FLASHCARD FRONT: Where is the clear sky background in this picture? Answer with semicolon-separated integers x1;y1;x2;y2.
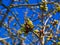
0;0;60;45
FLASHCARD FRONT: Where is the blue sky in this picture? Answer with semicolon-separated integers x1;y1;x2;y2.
0;0;60;45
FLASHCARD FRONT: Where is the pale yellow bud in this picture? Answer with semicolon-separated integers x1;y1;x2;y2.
18;30;22;34
34;30;39;33
56;6;60;12
57;42;60;45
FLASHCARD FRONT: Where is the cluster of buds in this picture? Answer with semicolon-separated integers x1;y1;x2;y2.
57;42;60;45
18;18;34;36
56;5;60;12
50;20;58;27
33;29;44;38
40;0;48;11
47;33;53;40
25;18;34;29
33;29;53;41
